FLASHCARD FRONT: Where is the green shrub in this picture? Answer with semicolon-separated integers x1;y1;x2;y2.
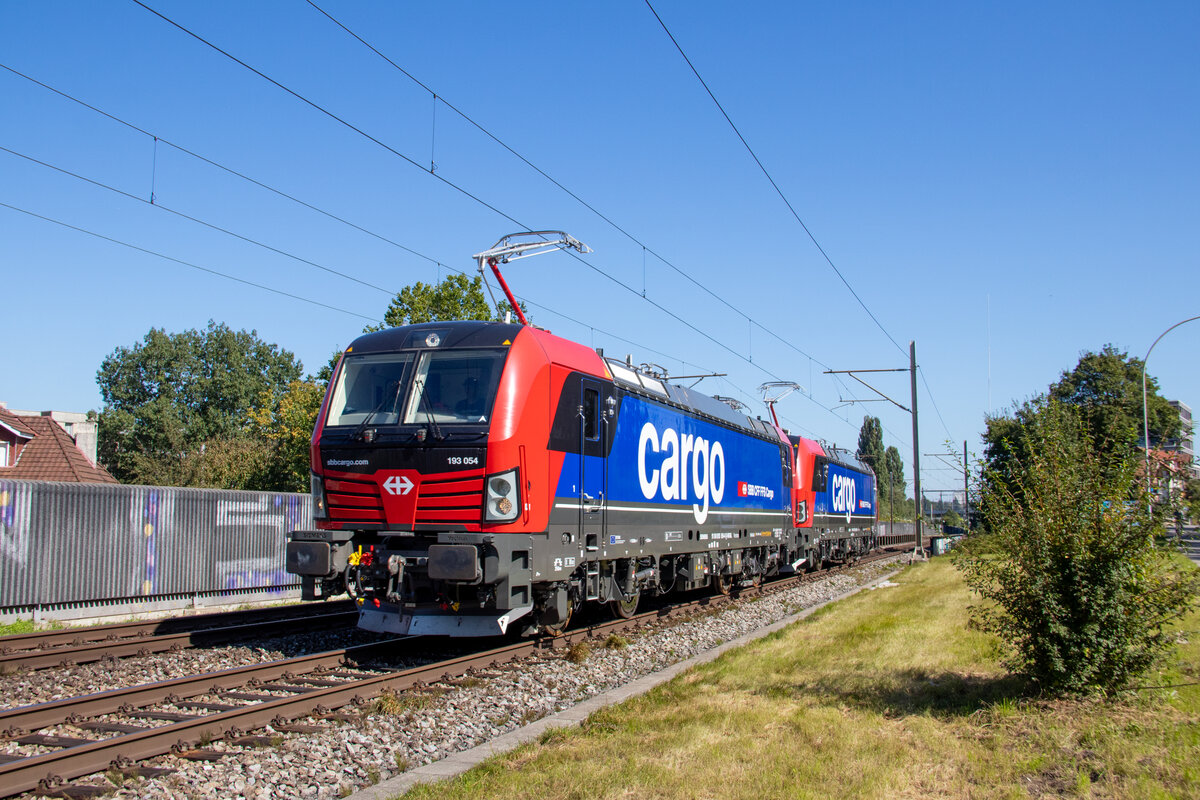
565;641;591;664
956;399;1199;696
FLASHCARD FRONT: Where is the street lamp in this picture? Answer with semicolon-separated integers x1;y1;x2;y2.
1142;315;1200;496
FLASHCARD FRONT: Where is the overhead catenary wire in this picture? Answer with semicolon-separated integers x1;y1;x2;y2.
303;0;830;371
0;64;722;384
127;0;773;373
0;201;380;323
643;0;907;361
918;366;956;441
2;149;713;384
126;1;878;436
644;1;962;447
131;0;842;395
129;0;529;232
9;11;909;448
0;144;397;296
0;62;441;269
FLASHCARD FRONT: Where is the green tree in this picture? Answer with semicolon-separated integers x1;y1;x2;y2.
366;273;526;332
957;399;1199;695
1049;344;1181;453
1185;477;1200;523
884;446;905;497
941;509;966;530
985;345;1181;500
250;379;326;493
856;415;884;476
97;321;302;487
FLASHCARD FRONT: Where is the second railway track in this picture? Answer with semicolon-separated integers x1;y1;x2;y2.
0;600;357;673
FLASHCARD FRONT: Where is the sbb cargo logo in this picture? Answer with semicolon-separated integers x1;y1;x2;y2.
637;421;725;524
830;473;857;524
737;482;775;500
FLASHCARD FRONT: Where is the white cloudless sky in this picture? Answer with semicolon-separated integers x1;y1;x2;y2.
2;0;1197;492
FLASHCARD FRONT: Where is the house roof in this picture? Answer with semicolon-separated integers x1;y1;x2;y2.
0;411;34;441
0;407;118;484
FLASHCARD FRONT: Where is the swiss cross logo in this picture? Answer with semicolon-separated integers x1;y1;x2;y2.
738;481;748;497
383;475;414;495
377;471;420;527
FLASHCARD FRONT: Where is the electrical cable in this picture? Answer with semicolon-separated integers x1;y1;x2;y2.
127;2;871;428
0;65;726;380
304;0;830;370
918;366;957;442
129;0;530;231
0;201;380;323
0;144;396;295
0;62;443;269
6;17;906;445
644;0;907;360
645;3;964;468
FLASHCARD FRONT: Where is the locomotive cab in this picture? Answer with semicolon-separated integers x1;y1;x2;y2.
288;320;571;636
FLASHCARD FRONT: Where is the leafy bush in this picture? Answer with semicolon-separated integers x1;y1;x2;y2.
956;399;1199;695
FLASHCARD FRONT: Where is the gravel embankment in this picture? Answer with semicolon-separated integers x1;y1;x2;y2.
30;557;903;800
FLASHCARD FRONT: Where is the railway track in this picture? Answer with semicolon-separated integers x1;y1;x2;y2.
1;553;899;798
0;600;356;674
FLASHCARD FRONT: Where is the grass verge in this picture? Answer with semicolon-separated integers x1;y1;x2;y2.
394;558;1200;799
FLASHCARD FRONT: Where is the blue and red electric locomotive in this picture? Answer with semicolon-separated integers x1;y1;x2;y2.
285;234;877;637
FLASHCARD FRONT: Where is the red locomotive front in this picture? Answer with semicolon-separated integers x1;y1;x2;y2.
287;320;609;636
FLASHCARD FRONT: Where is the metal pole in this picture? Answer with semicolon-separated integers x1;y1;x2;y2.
1142;315;1200;500
910;341;922;556
889;471;894;537
963;440;969;530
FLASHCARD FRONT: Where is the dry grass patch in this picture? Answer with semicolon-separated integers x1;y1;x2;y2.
395;559;1200;800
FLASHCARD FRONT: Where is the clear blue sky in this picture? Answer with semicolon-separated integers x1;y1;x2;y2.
2;1;1198;494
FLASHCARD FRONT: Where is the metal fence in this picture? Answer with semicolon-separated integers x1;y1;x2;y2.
0;479;309;620
877;521;917;545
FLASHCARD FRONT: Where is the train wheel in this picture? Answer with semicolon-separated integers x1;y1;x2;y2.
610;588;640;619
713;572;733;596
541;594;576;636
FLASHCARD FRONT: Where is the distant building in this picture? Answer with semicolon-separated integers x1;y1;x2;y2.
1145;449;1192;507
0;404;117;484
1165;400;1198;479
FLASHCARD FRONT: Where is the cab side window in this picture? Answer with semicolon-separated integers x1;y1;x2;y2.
583;388;599;441
812;456;829;492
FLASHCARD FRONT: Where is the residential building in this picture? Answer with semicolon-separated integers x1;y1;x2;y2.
0;404;117;484
1165;400;1198;479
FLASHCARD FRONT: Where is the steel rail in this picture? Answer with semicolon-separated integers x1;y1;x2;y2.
0;610;358;673
0;639;407;736
0;599;355;652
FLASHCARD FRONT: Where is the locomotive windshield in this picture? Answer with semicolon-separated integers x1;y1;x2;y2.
403;349;506;424
325;352;415;427
326;349;507;427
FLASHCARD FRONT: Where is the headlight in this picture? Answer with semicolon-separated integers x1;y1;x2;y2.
485;469;520;522
312;473;328;519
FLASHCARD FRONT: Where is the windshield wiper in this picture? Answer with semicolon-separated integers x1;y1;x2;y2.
352;380;401;442
414;377;445;442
